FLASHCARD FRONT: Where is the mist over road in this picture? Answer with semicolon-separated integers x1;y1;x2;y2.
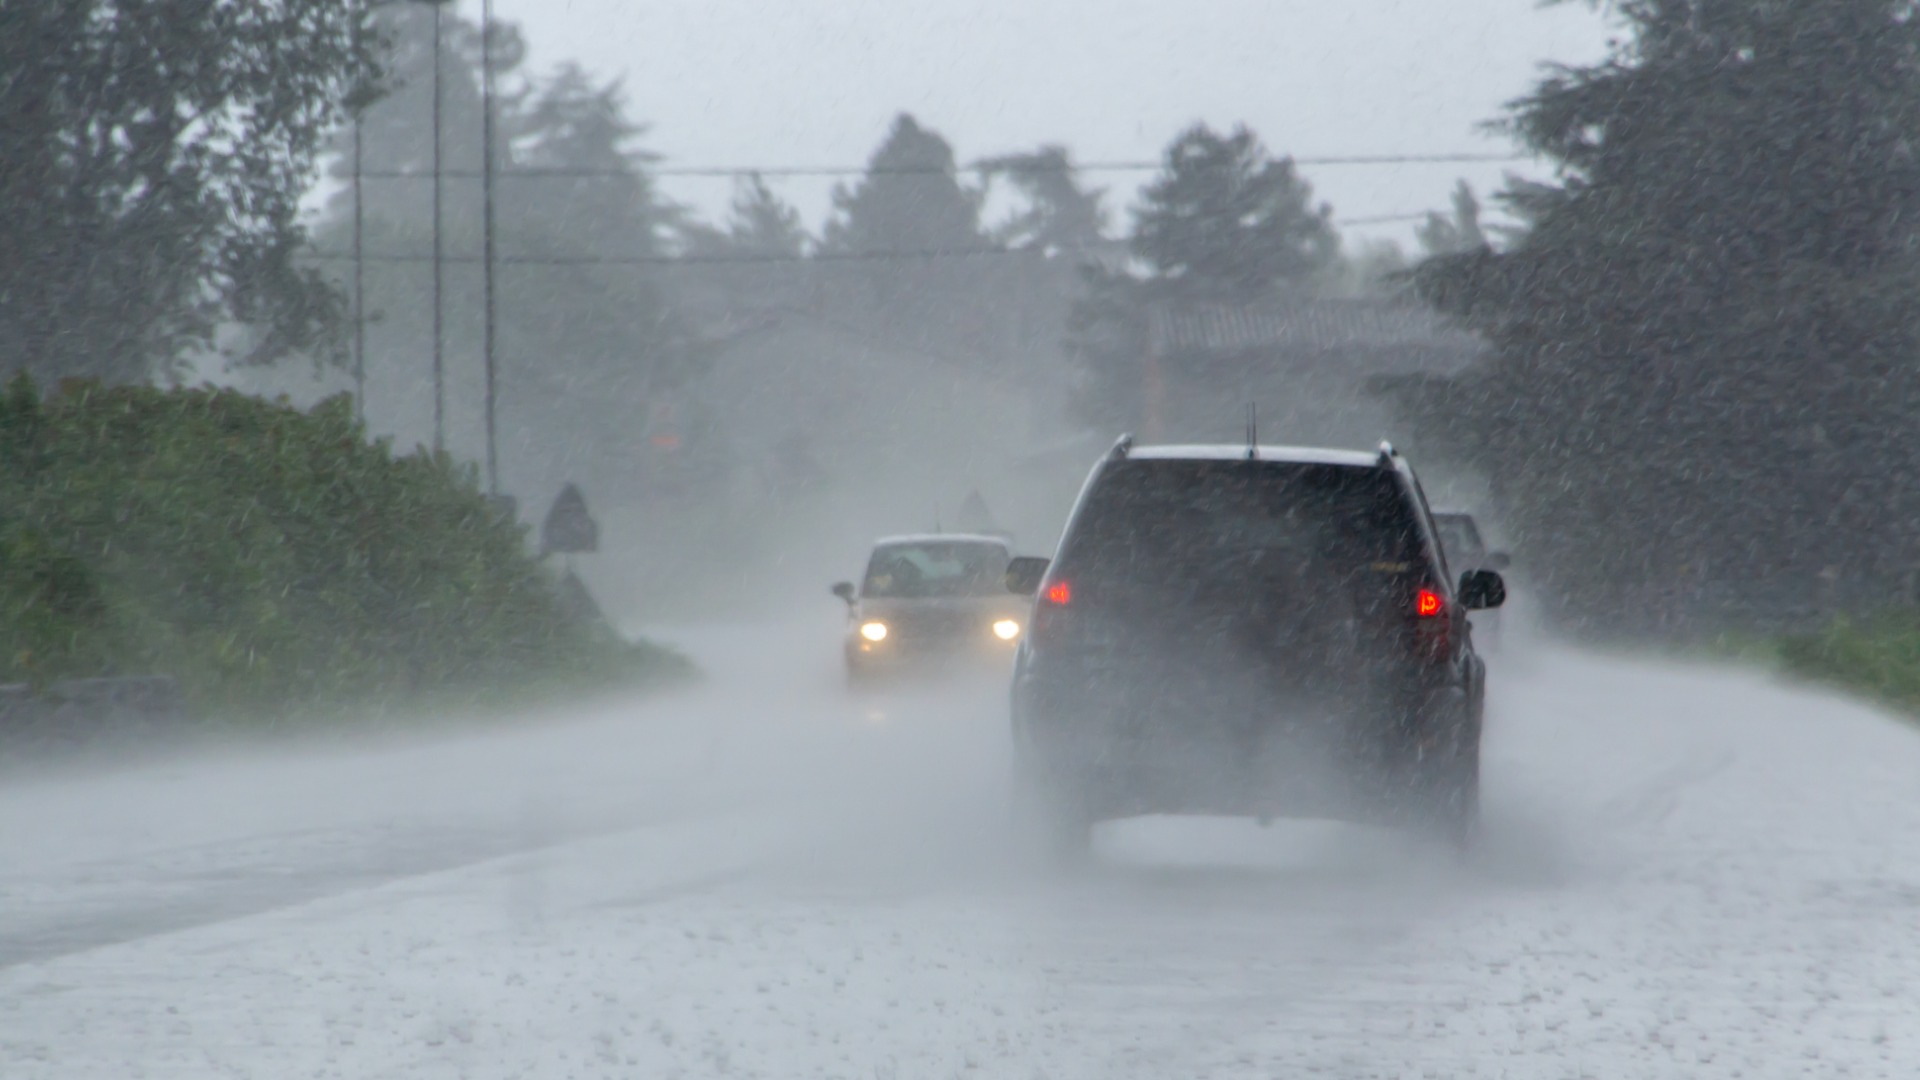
2;613;1917;1078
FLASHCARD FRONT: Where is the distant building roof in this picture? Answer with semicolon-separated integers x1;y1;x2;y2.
1150;299;1484;359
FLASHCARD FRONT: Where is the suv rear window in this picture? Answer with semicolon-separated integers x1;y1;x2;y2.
1055;460;1428;591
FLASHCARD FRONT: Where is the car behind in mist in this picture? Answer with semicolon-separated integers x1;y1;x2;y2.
1432;509;1511;648
1008;439;1506;859
833;534;1031;689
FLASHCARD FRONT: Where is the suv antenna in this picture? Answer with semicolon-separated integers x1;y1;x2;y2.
1246;403;1258;460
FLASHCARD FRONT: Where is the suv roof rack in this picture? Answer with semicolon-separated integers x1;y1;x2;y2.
1108;433;1135;461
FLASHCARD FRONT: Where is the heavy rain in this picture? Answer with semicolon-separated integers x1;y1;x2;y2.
2;1;1918;1077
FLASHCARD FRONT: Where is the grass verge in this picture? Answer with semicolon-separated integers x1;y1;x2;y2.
1774;613;1920;716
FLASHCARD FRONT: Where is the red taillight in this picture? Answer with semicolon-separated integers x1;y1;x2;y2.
1031;580;1071;644
1412;585;1449;662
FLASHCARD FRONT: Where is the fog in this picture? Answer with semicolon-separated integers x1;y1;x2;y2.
0;600;1496;970
10;1;1920;1075
9;589;1920;1075
479;0;1614;236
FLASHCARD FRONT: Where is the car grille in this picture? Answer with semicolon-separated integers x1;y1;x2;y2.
886;609;989;645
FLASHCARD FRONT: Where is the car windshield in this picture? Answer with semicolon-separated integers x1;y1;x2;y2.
862;541;1009;599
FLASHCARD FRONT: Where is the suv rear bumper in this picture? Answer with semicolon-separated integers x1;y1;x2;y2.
1012;663;1476;822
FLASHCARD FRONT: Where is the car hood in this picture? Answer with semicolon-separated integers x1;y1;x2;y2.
856;596;1026;621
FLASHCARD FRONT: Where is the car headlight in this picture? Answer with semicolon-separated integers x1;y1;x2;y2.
859;621;888;642
992;618;1021;641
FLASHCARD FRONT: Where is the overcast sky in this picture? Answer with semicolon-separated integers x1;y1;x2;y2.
465;0;1616;250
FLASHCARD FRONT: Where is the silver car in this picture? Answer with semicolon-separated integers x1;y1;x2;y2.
1431;510;1510;648
832;534;1030;688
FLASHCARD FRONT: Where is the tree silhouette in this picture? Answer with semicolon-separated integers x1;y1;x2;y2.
1129;123;1339;303
0;0;382;382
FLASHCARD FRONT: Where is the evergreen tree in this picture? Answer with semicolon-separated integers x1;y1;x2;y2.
1066;123;1344;427
728;174;809;258
1129;123;1339;303
820;114;987;257
815;114;1006;362
340;1;509;186
299;10;700;505
1401;0;1920;631
683;173;809;260
978;146;1109;254
1415;181;1487;258
512;63;669;256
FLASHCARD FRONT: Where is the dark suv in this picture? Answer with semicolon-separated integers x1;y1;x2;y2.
1006;438;1505;857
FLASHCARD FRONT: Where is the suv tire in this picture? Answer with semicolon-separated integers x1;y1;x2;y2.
1429;749;1481;852
1012;753;1093;866
1417;704;1481;851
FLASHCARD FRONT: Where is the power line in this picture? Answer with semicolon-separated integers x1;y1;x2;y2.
309;247;1070;266
1339;212;1435;227
305;222;1435;270
353;152;1530;182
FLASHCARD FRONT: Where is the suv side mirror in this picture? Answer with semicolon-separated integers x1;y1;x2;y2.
1459;569;1507;611
1485;551;1511;572
1005;556;1050;596
831;581;856;604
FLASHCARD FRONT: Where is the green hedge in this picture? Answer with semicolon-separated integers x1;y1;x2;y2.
1777;612;1920;714
0;377;690;718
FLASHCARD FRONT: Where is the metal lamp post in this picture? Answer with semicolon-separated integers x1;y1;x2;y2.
351;3;367;425
480;0;499;498
429;0;445;455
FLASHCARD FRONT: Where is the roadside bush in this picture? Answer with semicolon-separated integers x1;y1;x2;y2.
0;376;691;717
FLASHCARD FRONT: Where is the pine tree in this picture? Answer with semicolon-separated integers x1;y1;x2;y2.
299;11;699;505
1066;123;1344;427
494;62;700;495
725;174;809;259
978;146;1108;254
1415;181;1486;258
818;114;998;354
1129;124;1339;303
820;114;986;256
1402;0;1920;630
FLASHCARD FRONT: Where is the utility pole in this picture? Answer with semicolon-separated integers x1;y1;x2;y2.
480;0;499;496
351;2;366;426
430;0;445;455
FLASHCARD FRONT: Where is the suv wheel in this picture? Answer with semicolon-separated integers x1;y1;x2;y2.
1420;714;1474;849
1427;748;1481;852
1012;752;1093;866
